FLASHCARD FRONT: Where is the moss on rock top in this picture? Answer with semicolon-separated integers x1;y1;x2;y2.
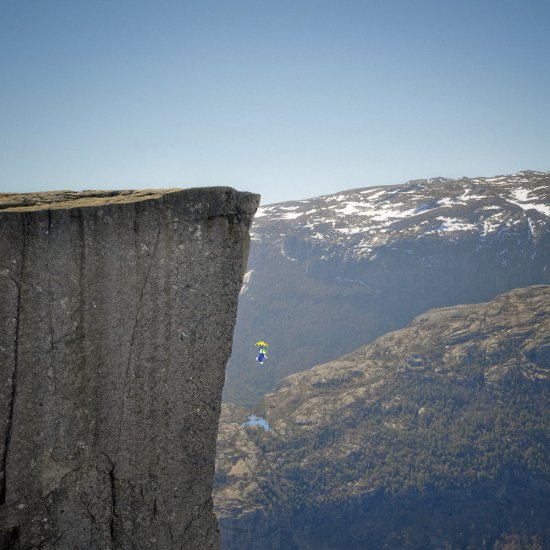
0;189;182;212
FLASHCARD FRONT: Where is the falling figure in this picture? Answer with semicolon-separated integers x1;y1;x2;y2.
256;341;269;364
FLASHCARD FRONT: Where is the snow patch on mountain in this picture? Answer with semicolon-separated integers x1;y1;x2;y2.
507;188;550;216
436;217;478;232
271;212;304;220
240;269;255;295
251;171;549;258
254;207;270;218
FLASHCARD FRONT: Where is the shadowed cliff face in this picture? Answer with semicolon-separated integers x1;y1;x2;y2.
0;187;259;549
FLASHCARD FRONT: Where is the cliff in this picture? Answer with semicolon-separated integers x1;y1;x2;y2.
0;188;259;549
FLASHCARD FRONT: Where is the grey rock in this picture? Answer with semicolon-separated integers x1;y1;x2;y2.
0;187;259;549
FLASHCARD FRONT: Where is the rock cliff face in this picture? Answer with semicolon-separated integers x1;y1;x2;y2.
0;188;258;549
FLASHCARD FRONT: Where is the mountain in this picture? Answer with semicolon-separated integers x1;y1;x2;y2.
215;285;550;549
224;170;550;406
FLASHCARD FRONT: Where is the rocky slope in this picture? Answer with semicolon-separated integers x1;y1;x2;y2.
215;285;550;549
0;188;258;549
224;170;550;406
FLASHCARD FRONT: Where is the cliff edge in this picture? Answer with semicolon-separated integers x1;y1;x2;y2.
0;187;259;549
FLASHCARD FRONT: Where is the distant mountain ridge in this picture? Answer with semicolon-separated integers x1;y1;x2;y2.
252;170;549;254
224;170;550;406
216;285;550;549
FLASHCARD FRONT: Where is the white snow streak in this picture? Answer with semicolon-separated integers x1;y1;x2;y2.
436;217;477;232
240;269;255;295
271;212;304;220
507;188;550;216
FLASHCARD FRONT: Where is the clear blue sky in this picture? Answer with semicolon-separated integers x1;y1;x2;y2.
1;0;549;204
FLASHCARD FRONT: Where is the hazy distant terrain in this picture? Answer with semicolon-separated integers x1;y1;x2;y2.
216;172;550;548
224;170;550;406
216;286;550;549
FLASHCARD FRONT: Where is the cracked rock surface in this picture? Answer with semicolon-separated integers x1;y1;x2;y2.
0;187;259;549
